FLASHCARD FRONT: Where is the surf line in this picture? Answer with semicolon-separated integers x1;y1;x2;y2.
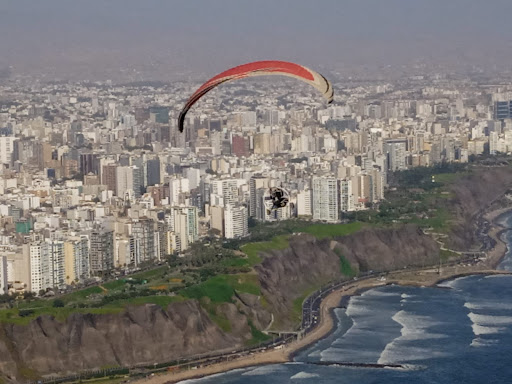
309;361;405;369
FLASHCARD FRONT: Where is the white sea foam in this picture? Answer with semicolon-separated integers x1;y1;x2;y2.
361;290;400;298
470;324;505;336
484;274;512;279
290;372;320;379
437;275;473;289
307;350;321;358
467;312;512;336
345;301;373;317
436;280;456;288
392;310;446;340
320;346;380;362
464;302;512;311
470;338;499;347
242;365;285;376
401;293;414;299
377;310;450;364
179;368;248;383
384;363;427;371
378;345;450;364
467;312;512;325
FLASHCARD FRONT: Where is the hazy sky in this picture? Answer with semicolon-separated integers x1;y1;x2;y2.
1;0;512;80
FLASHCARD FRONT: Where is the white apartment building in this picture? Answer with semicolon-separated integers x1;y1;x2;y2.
0;136;15;165
211;179;239;208
224;205;248;239
297;189;312;216
312;176;339;222
169;206;199;249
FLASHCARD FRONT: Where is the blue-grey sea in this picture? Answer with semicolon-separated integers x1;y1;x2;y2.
182;213;512;384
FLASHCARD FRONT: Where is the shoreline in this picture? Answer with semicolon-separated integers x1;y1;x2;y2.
134;206;512;384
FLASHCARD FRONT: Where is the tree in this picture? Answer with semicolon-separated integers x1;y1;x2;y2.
53;299;65;308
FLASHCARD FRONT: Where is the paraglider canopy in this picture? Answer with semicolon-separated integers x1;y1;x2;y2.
178;60;333;132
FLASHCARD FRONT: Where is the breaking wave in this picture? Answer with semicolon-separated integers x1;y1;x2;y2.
290;372;320;379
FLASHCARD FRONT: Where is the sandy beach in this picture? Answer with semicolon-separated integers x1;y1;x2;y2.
133;206;512;384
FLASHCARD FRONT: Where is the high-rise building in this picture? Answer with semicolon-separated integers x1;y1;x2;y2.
249;175;269;217
146;159;161;187
116;166;143;199
370;168;385;202
0;256;7;294
79;153;99;175
494;100;512;120
173;212;188;252
210;206;225;237
254;133;271;154
89;230;114;274
211;179;239;208
255;188;271;221
47;240;65;290
297;189;312;217
224;205;249;239
169;206;199;246
242;111;257;127
132;165;144;198
0;136;15;165
312;176;339;222
102;164;117;193
185;168;201;190
358;174;372;205
28;241;64;292
383;139;407;171
116;166;134;199
339;179;354;212
149;106;170;124
263;110;279;126
7;251;31;292
64;236;89;285
232;135;249;157
490;131;499;155
29;242;48;293
156;221;170;260
200;176;212;205
169;177;190;205
130;218;156;266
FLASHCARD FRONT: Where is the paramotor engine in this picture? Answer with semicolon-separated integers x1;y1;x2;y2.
264;187;292;215
178;60;334;132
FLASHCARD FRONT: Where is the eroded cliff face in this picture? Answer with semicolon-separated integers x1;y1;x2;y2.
447;167;512;250
256;224;439;329
0;301;243;380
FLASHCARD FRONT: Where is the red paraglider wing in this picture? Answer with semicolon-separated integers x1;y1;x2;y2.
178;60;333;132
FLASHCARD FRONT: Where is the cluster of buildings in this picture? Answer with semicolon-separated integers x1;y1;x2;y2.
0;73;511;295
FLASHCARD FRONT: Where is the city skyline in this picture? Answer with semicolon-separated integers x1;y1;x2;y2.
2;1;512;81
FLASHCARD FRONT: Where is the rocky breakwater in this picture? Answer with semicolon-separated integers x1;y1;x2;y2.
256;224;439;329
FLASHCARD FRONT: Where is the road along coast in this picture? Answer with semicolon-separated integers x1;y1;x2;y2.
134;207;512;384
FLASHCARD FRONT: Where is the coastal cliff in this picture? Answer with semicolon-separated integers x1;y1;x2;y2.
446;167;512;250
256;225;439;328
0;301;244;379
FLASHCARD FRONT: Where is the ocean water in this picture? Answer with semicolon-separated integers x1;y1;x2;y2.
182;212;512;384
